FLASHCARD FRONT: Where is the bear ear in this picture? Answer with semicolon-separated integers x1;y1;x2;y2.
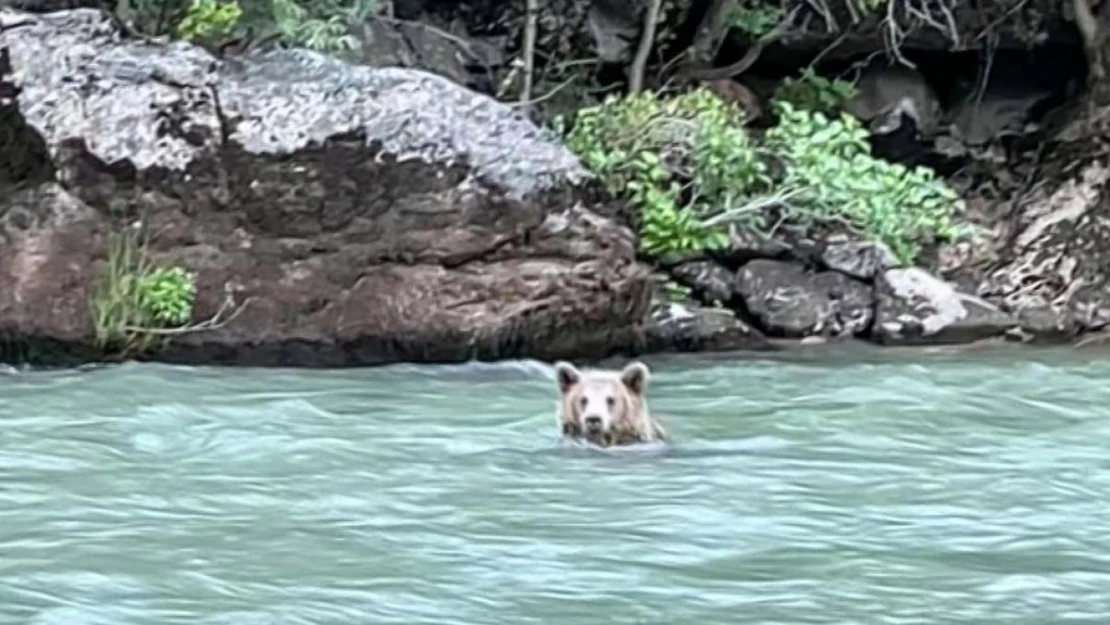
620;361;650;395
554;361;581;393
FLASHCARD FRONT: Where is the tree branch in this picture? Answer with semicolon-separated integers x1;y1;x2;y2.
680;6;799;82
629;0;665;93
521;0;539;103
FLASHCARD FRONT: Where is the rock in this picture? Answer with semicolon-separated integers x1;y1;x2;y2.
734;259;873;338
974;118;1110;341
0;8;655;367
0;0;95;10
1017;305;1080;343
819;234;903;280
0;184;107;364
587;0;640;62
668;260;735;304
873;268;1017;344
632;298;771;354
347;18;506;90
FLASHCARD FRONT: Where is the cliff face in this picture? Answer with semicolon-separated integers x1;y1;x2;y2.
0;8;668;366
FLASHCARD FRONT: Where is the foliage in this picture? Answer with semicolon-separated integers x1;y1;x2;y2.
773;68;858;114
138;267;197;326
764;100;962;262
270;0;377;52
176;0;241;43
562;87;963;264
563;89;771;256
662;280;692;303
91;229;197;358
728;3;786;38
126;0;375;52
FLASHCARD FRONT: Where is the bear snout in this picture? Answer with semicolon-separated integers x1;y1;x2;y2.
584;415;604;432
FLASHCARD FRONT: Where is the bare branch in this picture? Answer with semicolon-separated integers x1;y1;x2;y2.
122;294;251;337
630;0;665;93
682;6;800;82
521;0;539;104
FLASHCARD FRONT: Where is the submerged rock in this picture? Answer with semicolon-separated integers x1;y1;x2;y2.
734;259;873;339
874;268;1016;344
0;7;659;366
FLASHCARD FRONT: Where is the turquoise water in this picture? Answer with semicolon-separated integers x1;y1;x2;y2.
2;348;1110;624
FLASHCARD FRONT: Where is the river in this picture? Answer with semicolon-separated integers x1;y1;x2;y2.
2;347;1109;624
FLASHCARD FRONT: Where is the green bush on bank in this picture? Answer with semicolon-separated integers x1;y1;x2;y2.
560;86;963;265
129;0;375;52
562;90;770;256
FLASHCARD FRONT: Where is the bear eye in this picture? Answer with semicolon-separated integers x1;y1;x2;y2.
579;397;588;409
606;396;615;408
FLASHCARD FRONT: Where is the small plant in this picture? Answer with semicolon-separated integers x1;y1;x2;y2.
773;68;858;114
139;267;196;326
176;0;242;43
91;229;197;359
662;280;692;303
271;0;373;52
764;99;962;263
728;3;785;38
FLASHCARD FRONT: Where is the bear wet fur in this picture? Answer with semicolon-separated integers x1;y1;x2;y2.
554;360;667;447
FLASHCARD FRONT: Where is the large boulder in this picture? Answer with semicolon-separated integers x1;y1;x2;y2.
0;8;654;366
734;259;873;339
874;267;1017;344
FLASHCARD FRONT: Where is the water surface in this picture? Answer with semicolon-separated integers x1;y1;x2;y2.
3;348;1110;624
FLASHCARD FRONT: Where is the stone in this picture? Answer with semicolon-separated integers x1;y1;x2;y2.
975;136;1110;340
632;298;771;354
346;18;506;90
873;267;1017;345
819;234;903;280
0;184;107;363
0;8;654;366
668;260;735;304
1017;305;1080;343
734;259;874;338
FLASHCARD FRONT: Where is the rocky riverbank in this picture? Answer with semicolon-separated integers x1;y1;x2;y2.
2;3;1110;368
0;7;772;366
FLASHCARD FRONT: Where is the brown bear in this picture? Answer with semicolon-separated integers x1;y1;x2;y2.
553;360;667;447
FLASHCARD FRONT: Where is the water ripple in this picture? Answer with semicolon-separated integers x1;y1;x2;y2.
3;351;1110;624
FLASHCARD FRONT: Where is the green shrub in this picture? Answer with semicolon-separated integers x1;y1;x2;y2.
139;267;196;326
773;68;858;114
563;89;769;256
765;100;962;262
176;0;242;43
728;4;785;38
271;0;377;52
561;86;963;265
91;230;197;358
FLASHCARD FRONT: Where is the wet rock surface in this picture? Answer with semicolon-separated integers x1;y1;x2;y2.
0;7;657;366
735;260;874;339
